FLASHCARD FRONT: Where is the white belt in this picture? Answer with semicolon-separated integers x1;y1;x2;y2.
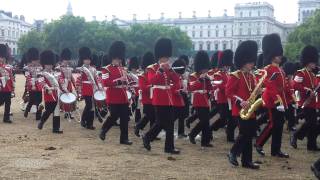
150;85;170;98
114;85;126;88
82;81;92;84
192;90;207;94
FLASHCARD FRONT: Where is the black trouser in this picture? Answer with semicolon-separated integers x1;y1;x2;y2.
101;104;130;142
187;101;218;126
285;104;296;130
314;158;320;170
256;108;285;155
295;108;318;149
0;92;11;121
189;107;211;146
231;117;256;164
144;106;175;151
210;103;235;141
131;96;142;123
136;104;155;130
173;106;186;135
40;102;60;131
81;96;94;128
25;91;42;120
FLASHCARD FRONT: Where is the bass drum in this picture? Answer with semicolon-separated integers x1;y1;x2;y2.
60;93;77;112
94;90;106;109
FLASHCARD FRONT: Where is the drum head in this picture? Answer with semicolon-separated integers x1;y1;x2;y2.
60;93;77;104
94;91;106;101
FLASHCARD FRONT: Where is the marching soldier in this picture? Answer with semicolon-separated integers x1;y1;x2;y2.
99;41;132;145
188;50;213;147
76;47;98;130
0;44;14;123
227;40;259;169
57;48;76;119
128;56;141;123
171;58;188;138
134;52;155;137
37;50;63;133
210;49;235;142
24;48;43;121
255;33;289;158
290;45;320;151
142;38;180;154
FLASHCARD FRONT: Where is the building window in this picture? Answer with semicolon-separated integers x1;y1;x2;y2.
257;40;261;49
239;28;242;36
224;30;227;37
223;43;227;50
216;30;219;37
8;31;10;37
1;30;4;36
13;48;15;55
192;31;195;38
240;12;243;17
207;43;211;51
216;25;218;28
249;11;252;17
258;11;261;16
248;28;251;35
199;43;203;50
208;30;211;37
240;22;243;26
200;31;203;38
192;43;195;50
257;28;261;35
238;40;242;46
215;43;219;50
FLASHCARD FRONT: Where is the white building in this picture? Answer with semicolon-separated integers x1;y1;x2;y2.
298;0;320;24
114;2;296;52
0;11;32;56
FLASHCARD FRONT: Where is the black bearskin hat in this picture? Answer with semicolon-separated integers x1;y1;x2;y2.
154;38;172;60
0;44;7;59
109;41;126;61
256;53;264;69
218;49;233;68
141;52;155;70
40;50;56;65
262;33;283;66
211;51;222;68
27;47;39;61
179;55;189;66
128;56;140;71
79;47;91;61
102;54;110;66
60;48;72;61
172;58;186;75
194;50;210;73
283;62;297;76
300;45;319;66
234;40;258;69
91;54;100;68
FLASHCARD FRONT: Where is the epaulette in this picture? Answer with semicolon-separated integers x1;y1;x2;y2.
146;63;157;71
190;72;197;78
230;70;240;79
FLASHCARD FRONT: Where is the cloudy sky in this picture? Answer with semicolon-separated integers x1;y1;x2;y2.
1;0;299;23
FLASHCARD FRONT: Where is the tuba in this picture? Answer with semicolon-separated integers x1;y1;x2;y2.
240;70;267;120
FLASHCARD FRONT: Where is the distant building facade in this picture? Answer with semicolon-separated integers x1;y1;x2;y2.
298;0;320;24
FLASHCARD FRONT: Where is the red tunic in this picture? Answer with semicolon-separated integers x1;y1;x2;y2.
138;72;152;105
188;72;213;108
212;70;229;104
226;70;256;117
58;66;75;93
262;64;288;109
147;63;176;106
0;64;14;92
75;66;96;97
171;72;185;107
39;71;58;103
293;68;318;109
25;64;43;92
101;64;129;105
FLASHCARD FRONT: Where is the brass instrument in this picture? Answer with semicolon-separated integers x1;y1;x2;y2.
0;65;10;89
38;70;60;101
301;83;320;108
240;70;267;120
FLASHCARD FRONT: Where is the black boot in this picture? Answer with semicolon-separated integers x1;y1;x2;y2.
52;116;63;134
228;152;239;166
189;134;196;144
290;133;297;149
142;135;151;151
242;162;260;169
255;144;265;156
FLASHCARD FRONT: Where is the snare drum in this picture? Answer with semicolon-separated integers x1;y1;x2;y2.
94;90;106;109
60;93;77;112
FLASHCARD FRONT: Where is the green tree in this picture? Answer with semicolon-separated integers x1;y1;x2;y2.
285;10;320;60
17;30;44;54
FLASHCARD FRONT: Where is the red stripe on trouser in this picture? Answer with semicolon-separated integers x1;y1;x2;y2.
256;109;274;146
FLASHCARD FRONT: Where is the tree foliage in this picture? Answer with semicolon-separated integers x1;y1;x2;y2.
285;10;320;60
18;15;192;58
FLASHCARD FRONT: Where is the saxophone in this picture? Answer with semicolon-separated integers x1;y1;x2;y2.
240;69;267;120
0;65;9;88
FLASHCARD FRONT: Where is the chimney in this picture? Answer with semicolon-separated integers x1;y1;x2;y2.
179;12;182;19
148;14;151;20
161;12;164;20
208;10;211;18
133;14;137;21
92;16;97;21
20;15;25;21
224;9;228;17
112;15;116;20
193;11;196;18
105;16;108;22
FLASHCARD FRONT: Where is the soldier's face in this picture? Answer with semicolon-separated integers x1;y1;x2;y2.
83;59;91;65
0;57;4;64
273;56;282;64
112;59;121;66
243;63;255;71
62;60;70;66
308;62;317;70
44;64;53;70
